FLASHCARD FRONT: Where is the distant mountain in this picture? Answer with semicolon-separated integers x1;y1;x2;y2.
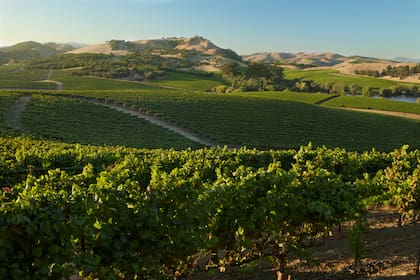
67;36;242;60
243;52;348;66
242;52;400;67
65;42;89;49
0;41;75;62
44;42;75;53
393;57;420;63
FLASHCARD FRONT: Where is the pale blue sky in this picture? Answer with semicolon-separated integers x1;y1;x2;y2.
1;0;419;58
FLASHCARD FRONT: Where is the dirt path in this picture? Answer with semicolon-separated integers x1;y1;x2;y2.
338;107;420;121
37;69;64;90
89;99;220;147
4;94;31;131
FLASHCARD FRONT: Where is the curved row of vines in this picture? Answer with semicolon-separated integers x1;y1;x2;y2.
0;137;419;279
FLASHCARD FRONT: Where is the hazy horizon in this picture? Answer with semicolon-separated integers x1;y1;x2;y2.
1;0;420;58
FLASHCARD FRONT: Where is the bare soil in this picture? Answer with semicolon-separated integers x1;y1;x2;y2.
183;208;420;280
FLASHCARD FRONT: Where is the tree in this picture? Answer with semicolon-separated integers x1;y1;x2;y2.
221;62;240;77
245;63;284;84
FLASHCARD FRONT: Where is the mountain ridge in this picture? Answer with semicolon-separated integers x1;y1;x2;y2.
0;37;417;69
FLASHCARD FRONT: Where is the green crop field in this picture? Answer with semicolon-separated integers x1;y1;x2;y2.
0;68;49;81
239;91;331;104
47;90;420;151
149;70;228;91
0;68;56;89
1;136;418;279
22;94;202;149
0;64;22;73
50;70;160;90
0;80;56;89
284;69;412;89
323;95;420;114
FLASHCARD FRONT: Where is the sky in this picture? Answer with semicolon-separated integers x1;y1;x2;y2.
0;0;419;58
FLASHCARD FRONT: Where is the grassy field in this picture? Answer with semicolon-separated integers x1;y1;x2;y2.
47;90;420;151
284;69;412;89
22;94;202;149
149;70;228;91
323;95;420;114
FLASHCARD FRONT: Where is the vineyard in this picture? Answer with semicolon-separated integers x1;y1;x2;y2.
0;68;55;89
42;90;420;151
323;95;420;114
0;137;419;279
48;73;158;90
21;94;202;149
149;71;228;91
0;58;419;279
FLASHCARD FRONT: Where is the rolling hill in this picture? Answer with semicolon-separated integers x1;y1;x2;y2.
242;52;397;67
67;36;242;60
0;41;75;62
243;51;348;66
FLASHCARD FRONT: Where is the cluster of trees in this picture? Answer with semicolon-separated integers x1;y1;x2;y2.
28;52;195;81
290;79;420;97
217;62;285;92
355;64;420;80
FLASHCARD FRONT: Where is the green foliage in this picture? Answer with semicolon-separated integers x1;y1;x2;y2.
285;69;418;96
0;137;418;278
218;63;285;93
221;62;240;77
347;221;365;268
356;64;420;80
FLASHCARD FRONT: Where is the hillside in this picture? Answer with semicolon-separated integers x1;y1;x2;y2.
68;36;242;60
0;41;75;62
242;52;398;67
393;57;420;63
243;51;348;66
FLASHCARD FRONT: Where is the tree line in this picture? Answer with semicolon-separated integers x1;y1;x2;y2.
355;64;420;80
218;62;420;97
216;62;285;93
